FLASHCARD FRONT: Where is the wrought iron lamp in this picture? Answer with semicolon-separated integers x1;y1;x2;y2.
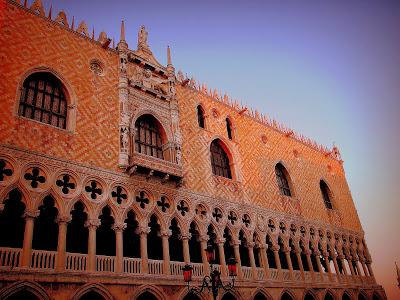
183;241;237;300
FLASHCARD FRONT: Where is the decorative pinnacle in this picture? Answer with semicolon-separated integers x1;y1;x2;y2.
71;16;75;30
120;20;125;41
167;45;172;65
48;4;52;19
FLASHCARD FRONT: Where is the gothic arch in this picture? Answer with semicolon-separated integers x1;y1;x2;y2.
274;161;296;197
302;289;319;300
0;281;51;300
250;288;273;300
16;66;78;132
71;283;114;300
323;289;337;300
35;189;65;216
280;289;297;300
341;290;353;300
67;197;92;219
357;290;368;300
220;289;244;300
0;184;30;209
132;285;166;300
177;287;207;300
209;136;238;180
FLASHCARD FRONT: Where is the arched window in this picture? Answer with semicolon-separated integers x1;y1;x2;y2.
197;105;205;128
275;163;292;196
18;72;68;129
210;139;232;179
226;118;233;140
320;180;333;209
134;115;164;159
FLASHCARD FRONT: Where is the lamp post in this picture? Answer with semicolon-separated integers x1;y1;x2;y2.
183;241;237;300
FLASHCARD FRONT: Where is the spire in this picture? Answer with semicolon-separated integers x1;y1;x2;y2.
167;45;172;65
48;4;52;19
71;16;75;30
120;20;125;41
92;27;95;40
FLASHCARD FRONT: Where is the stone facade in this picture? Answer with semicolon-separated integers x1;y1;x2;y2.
0;1;386;300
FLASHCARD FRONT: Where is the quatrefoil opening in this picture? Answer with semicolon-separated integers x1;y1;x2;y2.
56;174;76;194
24;167;46;188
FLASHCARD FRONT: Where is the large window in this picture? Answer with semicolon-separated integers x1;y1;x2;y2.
275;163;292;196
18;72;68;129
320;180;333;209
210;139;232;179
197;105;205;128
134;115;164;159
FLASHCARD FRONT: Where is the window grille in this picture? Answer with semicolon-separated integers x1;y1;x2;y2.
134;115;163;159
18;72;67;129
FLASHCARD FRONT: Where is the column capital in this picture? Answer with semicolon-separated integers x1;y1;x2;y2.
160;229;172;237
23;209;40;219
199;235;209;243
112;222;127;232
247;241;255;249
216;238;226;245
85;218;101;229
181;233;192;240
56;215;72;224
138;226;151;235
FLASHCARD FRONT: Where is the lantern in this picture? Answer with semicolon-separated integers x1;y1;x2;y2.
227;257;237;277
206;242;215;263
183;265;193;282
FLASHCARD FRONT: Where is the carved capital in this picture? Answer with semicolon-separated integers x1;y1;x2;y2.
85;219;101;229
23;209;40;219
112;222;127;232
138;226;151;235
0;204;4;213
181;233;192;240
57;215;72;224
160;230;172;238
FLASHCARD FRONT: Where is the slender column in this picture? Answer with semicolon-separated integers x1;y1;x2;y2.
21;209;39;268
113;222;126;273
232;242;242;279
323;253;332;282
305;250;315;280
161;230;171;275
259;244;269;278
360;259;369;277
347;256;356;277
56;215;71;271
85;219;100;272
366;261;375;278
248;243;257;279
315;252;324;281
295;249;305;280
217;240;227;278
199;237;210;276
181;234;191;264
338;255;348;276
139;227;150;274
273;248;282;270
354;260;362;277
332;255;341;282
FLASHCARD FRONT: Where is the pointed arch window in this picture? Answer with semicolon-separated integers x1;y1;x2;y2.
210;139;232;179
18;72;68;129
134;114;164;159
226;118;233;140
197;105;205;128
320;180;333;209
275;163;291;196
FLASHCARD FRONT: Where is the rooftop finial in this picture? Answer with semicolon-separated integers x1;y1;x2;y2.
71;16;75;30
120;20;125;41
48;4;52;19
138;25;150;51
167;45;172;65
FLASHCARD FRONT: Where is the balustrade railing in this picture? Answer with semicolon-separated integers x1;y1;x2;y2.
304;271;312;282
66;252;87;272
323;273;330;282
96;255;115;273
191;262;204;277
148;259;163;275
293;270;302;281
123;257;141;274
256;267;265;280
0;247;21;268
31;250;56;270
170;261;185;276
281;269;291;281
241;266;252;280
269;268;279;280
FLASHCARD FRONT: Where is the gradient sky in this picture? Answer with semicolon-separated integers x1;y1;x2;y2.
37;0;400;298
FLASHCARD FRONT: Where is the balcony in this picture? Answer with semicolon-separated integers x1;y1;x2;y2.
0;247;376;287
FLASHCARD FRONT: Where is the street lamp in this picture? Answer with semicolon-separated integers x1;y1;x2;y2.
183;241;237;300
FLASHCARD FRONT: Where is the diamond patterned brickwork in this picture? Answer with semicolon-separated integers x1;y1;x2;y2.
177;85;362;232
0;3;120;171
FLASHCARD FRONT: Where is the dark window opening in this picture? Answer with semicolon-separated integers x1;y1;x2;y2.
124;210;140;258
226;118;233;140
147;214;163;260
189;222;202;263
135;115;164;159
210;140;232;179
67;201;88;254
320;180;333;209
275;163;291;196
97;206;115;256
197;105;205;128
169;218;183;262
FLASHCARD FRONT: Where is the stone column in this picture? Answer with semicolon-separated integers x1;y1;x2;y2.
232;242;242;279
332;254;341;282
338;255;348;276
56;215;71;271
248;242;257;279
347;255;356;278
323;252;332;282
181;234;191;264
161;230;171;275
113;222;126;273
315;252;324;281
284;249;294;279
294;246;305;280
199;236;210;276
21;209;39;268
139;226;150;274
304;249;314;281
85;219;100;272
217;240;227;278
259;244;269;275
360;258;369;277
